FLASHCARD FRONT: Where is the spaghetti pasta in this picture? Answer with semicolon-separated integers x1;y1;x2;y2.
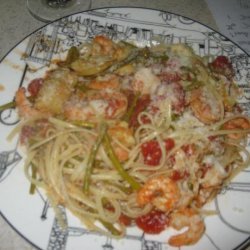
10;35;250;246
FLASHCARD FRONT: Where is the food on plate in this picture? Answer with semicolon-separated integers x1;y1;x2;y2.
6;35;250;246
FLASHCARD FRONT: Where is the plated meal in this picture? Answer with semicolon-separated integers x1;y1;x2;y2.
4;35;250;247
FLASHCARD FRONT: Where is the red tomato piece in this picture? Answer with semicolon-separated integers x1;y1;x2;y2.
164;138;175;151
141;140;162;166
140;114;151;125
160;72;181;83
135;210;169;234
170;170;183;181
181;144;195;157
208;135;218;141
211;56;231;68
119;214;132;226
129;94;151;128
141;138;175;166
209;56;234;79
27;78;43;97
170;170;190;181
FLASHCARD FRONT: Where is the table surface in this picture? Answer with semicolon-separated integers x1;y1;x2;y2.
0;0;219;61
0;0;245;249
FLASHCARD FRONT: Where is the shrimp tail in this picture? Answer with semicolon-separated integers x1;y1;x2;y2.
168;208;205;247
15;87;34;118
137;176;180;212
15;87;48;118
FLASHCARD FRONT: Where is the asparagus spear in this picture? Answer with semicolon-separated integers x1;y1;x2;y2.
83;122;107;194
103;133;140;191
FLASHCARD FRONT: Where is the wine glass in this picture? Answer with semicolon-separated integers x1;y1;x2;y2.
26;0;92;23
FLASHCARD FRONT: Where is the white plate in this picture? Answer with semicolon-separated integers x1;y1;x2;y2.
0;7;250;250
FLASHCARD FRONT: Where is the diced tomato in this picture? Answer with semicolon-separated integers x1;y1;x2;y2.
129;94;151;128
170;170;189;181
140;114;151;125
119;214;132;226
181;144;195;157
170;170;183;181
165;138;175;151
209;56;234;79
141;140;162;166
159;72;181;83
208;135;217;141
149;105;160;114
210;56;231;69
27;78;43;97
135;210;169;234
141;138;175;166
106;98;120;118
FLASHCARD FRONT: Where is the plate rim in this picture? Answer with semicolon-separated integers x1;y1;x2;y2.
0;6;250;250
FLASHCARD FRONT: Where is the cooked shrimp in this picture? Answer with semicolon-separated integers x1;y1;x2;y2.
64;90;128;122
137;176;180;212
168;207;205;247
195;187;217;208
132;67;161;95
88;74;120;90
200;155;228;188
190;86;223;124
201;166;226;188
93;35;115;55
108;121;135;161
15;87;48;118
93;35;130;61
222;117;250;139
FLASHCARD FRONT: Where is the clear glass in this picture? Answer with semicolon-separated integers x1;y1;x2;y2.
26;0;92;22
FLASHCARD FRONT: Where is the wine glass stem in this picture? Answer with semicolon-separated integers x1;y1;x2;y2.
46;0;72;8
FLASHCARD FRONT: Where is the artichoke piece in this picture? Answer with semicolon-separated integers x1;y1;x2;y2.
70;59;114;76
59;46;79;66
70;40;137;76
34;68;77;115
115;63;135;75
34;79;72;115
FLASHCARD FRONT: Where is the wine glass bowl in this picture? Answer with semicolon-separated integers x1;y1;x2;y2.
26;0;92;22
